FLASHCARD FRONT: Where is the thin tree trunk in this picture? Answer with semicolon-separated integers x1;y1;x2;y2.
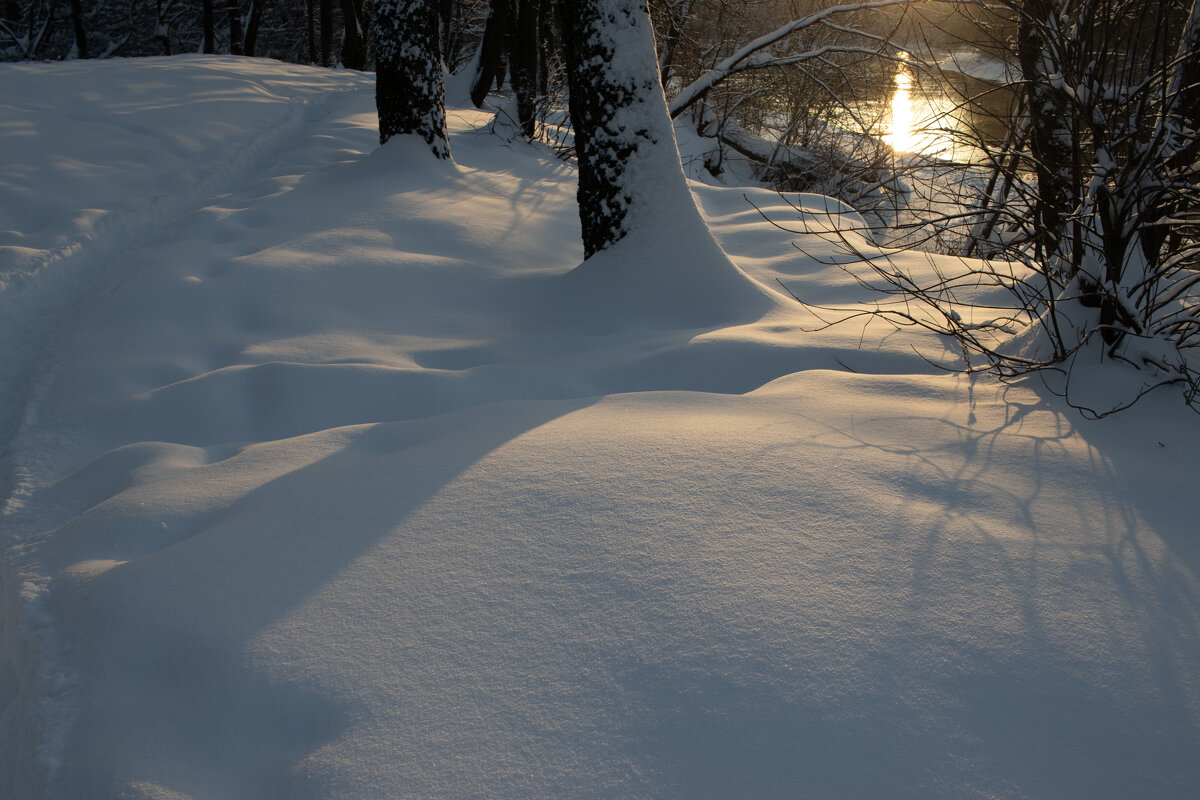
228;0;243;55
320;0;332;66
438;0;453;56
471;0;510;107
68;0;87;58
305;0;316;62
658;0;693;85
340;0;365;69
155;0;171;54
512;0;540;137
243;0;264;57
203;0;216;54
1018;0;1076;269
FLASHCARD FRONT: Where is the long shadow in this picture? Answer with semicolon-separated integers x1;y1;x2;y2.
48;395;597;798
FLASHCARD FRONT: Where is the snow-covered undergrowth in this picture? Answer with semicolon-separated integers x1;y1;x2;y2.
1;56;1197;800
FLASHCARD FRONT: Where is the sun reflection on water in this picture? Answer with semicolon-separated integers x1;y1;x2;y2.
885;52;957;158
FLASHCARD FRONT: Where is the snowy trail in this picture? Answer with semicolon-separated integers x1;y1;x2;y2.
0;58;375;798
0;57;372;508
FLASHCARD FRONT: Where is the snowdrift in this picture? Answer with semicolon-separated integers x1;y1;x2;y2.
1;56;1197;800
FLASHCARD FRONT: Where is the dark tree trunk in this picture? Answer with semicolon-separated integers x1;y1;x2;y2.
320;0;333;66
68;0;87;58
228;0;244;55
244;0;265;57
471;0;510;107
512;0;541;138
658;0;693;84
538;0;556;97
305;0;316;62
340;0;365;69
203;0;216;54
1018;0;1076;269
438;0;453;56
155;0;171;54
498;0;517;89
374;0;450;157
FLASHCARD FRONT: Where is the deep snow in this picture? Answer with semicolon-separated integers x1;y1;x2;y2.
1;56;1197;800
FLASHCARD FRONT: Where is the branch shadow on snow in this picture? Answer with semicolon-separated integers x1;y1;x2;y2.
647;378;1200;800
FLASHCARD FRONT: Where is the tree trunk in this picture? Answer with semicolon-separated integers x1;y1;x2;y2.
320;0;333;66
560;0;682;256
538;0;556;97
471;0;510;107
243;0;265;57
374;0;451;157
657;0;693;85
228;0;244;55
305;0;316;62
68;0;87;58
203;0;216;54
340;0;365;69
155;0;171;54
1018;0;1076;269
438;0;454;56
512;0;541;138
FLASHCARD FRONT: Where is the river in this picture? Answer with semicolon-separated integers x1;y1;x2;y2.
875;51;1017;164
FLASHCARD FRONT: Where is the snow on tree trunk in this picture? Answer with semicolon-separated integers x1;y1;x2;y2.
559;0;775;324
374;0;451;158
561;0;689;257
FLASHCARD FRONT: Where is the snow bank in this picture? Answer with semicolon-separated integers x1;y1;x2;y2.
1;57;1197;800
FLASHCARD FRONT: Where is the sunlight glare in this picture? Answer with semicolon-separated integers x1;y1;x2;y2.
887;59;919;153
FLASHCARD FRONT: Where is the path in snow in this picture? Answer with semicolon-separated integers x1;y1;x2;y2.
0;57;376;798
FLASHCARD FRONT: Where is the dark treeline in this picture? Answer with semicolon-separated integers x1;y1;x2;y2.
0;0;493;66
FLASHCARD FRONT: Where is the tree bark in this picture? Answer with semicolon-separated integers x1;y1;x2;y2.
243;0;265;57
512;0;541;137
374;0;451;157
320;0;333;66
305;0;316;62
155;0;171;54
68;0;87;58
560;0;680;257
1017;0;1076;268
203;0;216;54
227;0;243;55
340;0;365;69
471;0;510;107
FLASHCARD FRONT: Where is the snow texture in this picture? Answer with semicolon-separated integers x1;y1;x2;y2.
1;56;1198;800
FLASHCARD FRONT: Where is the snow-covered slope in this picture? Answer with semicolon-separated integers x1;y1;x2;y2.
1;56;1197;800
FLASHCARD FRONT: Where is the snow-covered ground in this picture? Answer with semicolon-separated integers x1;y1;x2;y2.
1;56;1197;800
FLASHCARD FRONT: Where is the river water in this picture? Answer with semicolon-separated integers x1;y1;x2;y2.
875;51;1016;164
